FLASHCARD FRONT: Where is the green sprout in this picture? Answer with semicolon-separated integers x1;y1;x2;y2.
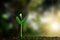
16;13;28;38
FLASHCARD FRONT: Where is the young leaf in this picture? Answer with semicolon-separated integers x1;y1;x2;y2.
22;16;28;24
16;16;22;24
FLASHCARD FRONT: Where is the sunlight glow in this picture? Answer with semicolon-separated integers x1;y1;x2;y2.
50;22;59;31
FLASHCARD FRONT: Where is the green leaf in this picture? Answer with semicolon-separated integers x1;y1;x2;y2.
16;16;22;24
22;16;28;24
